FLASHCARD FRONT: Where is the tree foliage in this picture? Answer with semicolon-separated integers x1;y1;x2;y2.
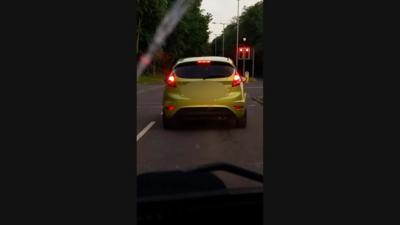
137;0;212;73
212;1;263;77
137;0;168;55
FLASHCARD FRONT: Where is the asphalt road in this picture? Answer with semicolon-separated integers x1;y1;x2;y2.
137;80;263;188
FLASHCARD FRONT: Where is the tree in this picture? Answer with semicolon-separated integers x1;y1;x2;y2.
137;0;212;73
164;0;212;65
137;0;168;54
211;1;263;77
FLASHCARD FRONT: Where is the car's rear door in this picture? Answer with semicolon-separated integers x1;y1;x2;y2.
173;61;238;104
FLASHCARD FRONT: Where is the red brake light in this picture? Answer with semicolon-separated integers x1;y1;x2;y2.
166;105;176;111
246;48;249;52
233;105;243;110
197;60;211;64
232;73;241;87
167;72;176;87
239;48;243;52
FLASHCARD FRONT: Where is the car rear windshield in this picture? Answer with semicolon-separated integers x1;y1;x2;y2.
174;61;235;79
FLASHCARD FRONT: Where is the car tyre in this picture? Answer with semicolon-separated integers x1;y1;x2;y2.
163;113;177;129
236;109;247;128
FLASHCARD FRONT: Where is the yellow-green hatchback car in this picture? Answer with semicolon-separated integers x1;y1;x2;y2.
162;56;249;129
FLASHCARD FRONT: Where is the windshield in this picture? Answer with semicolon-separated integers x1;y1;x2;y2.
137;0;264;197
174;62;235;78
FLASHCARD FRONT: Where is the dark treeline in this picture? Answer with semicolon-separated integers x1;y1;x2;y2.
137;0;212;75
137;0;263;77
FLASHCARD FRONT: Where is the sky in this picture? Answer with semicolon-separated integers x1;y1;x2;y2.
200;0;262;42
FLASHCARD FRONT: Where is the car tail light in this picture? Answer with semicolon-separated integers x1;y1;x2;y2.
232;72;241;87
166;72;176;87
233;105;244;110
166;105;176;111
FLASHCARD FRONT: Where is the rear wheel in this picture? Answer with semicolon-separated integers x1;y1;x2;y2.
236;109;247;128
163;113;177;129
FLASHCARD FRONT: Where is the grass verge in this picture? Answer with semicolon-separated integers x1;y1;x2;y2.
137;73;165;84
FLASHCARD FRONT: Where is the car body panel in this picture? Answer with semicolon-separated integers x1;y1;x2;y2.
163;57;246;120
175;56;235;67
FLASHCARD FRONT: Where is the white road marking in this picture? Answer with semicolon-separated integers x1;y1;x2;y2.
137;121;156;141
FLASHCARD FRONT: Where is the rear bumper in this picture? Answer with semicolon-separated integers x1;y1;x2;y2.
175;107;237;120
164;105;245;120
163;89;246;120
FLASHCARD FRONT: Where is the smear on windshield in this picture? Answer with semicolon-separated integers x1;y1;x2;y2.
137;0;195;78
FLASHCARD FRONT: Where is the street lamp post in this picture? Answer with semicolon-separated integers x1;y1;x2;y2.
242;37;246;76
236;0;240;66
214;34;218;56
212;22;226;56
252;47;255;79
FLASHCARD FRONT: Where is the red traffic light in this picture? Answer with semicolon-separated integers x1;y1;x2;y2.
238;47;251;59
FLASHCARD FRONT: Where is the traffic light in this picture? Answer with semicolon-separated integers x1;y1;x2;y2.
238;47;251;59
238;47;243;59
244;47;250;59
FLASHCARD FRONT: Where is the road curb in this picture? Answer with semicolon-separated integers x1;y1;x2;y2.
251;96;263;105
